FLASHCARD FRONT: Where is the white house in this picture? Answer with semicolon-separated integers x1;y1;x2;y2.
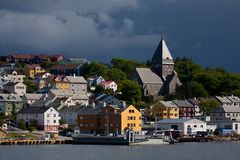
17;106;60;131
6;70;25;83
64;75;87;94
157;118;207;135
3;82;26;96
210;105;240;134
99;81;118;92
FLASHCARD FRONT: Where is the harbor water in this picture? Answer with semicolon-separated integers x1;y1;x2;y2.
0;142;240;160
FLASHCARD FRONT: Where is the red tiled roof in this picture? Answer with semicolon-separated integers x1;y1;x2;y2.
51;64;79;70
11;54;33;59
100;81;114;86
25;64;41;69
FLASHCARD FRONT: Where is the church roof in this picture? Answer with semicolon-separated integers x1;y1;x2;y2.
136;68;163;84
151;39;174;65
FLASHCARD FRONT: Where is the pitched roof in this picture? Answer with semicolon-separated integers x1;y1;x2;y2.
151;39;174;65
215;96;232;103
11;54;33;59
18;106;54;114
0;93;22;102
51;64;80;70
25;64;41;70
136;68;163;84
65;76;87;83
99;81;115;86
172;100;194;107
212;105;240;113
24;94;43;100
159;101;178;108
157;118;205;124
227;96;240;103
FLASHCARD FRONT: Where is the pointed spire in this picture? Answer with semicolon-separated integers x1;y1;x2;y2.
151;38;174;65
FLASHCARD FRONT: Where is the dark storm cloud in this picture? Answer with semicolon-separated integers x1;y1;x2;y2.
0;0;240;72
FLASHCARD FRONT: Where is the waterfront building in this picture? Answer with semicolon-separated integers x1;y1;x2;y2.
135;38;181;96
210;105;240;134
77;104;142;135
17;106;60;131
151;101;179;120
0;93;23;115
0;128;7;138
157;118;207;135
172;100;195;118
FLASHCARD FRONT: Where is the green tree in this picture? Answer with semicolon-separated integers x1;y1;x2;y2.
18;119;27;130
111;58;145;79
81;62;108;78
199;98;220;116
118;80;142;104
176;81;209;98
24;78;38;93
107;68;126;81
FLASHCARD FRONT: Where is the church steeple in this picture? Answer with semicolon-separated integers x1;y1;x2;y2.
151;38;174;79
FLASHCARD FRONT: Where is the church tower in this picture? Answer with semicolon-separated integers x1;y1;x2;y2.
151;38;175;79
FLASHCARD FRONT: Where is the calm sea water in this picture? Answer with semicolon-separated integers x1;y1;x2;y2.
0;142;240;160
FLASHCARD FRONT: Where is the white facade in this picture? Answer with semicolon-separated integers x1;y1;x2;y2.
100;81;118;92
4;82;26;96
7;71;25;83
157;119;207;135
17;107;60;131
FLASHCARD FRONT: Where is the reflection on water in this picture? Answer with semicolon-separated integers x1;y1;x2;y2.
1;142;240;160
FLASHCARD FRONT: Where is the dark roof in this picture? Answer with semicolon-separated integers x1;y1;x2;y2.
11;54;33;59
172;100;194;107
18;106;52;114
51;64;80;70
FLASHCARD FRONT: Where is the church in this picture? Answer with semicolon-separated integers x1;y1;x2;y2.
136;38;181;97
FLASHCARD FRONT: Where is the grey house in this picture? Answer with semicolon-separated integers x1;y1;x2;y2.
136;38;181;96
0;93;23;115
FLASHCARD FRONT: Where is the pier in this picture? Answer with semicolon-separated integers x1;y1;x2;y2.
0;139;73;145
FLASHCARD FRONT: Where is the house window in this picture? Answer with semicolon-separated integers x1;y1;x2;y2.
187;125;191;128
47;114;49;117
53;120;56;123
194;125;197;128
53;114;56;117
200;125;204;128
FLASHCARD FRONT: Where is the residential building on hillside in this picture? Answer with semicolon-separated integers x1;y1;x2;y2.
99;81;118;92
215;96;233;106
0;68;25;83
94;94;126;108
88;76;105;86
0;93;23;115
136;39;181;96
3;82;26;96
9;54;33;63
23;64;45;78
188;98;202;116
157;118;207;135
64;75;87;94
227;96;240;106
77;105;142;135
172;100;195;119
151;101;179;120
17;107;60;131
50;64;81;76
22;93;43;106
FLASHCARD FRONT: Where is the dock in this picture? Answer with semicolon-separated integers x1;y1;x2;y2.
0;139;73;145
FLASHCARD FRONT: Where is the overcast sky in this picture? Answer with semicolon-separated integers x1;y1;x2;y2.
0;0;239;72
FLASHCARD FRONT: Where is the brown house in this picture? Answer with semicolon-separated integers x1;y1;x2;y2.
77;105;142;135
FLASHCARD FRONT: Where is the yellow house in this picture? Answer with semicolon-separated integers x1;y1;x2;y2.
121;105;142;133
24;64;45;78
151;101;179;120
54;76;70;90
